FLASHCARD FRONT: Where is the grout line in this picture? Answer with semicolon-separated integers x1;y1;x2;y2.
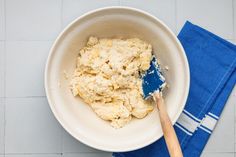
174;0;178;34
203;151;235;154
4;40;54;42
204;152;235;153
3;152;111;155
4;0;6;41
4;153;63;155
233;1;236;154
1;98;5;157
61;104;63;154
61;129;64;155
3;96;47;99
1;40;55;42
3;0;6;155
62;152;112;154
60;0;64;30
232;0;235;41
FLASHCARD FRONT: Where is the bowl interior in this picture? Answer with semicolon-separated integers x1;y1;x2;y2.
45;7;189;152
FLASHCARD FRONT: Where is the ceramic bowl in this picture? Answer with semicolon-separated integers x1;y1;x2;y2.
45;6;190;152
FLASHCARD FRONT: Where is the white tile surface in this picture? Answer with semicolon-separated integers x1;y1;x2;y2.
203;87;235;152
176;0;233;39
62;153;112;157
234;0;236;40
62;130;100;153
6;0;62;40
62;0;119;26
0;0;235;156
0;42;4;97
120;0;176;33
5;98;62;153
0;0;4;40
6;41;52;97
0;98;4;154
201;152;234;157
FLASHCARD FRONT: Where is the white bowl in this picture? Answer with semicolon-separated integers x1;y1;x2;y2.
45;6;190;152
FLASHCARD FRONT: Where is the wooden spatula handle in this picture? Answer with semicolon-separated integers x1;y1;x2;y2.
154;92;183;157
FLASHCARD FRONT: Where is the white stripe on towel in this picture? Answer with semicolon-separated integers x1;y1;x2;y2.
184;110;201;122
201;115;217;131
175;123;193;136
177;112;199;133
208;112;219;120
199;125;211;134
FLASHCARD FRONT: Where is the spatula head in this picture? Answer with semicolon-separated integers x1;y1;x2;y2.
141;56;166;99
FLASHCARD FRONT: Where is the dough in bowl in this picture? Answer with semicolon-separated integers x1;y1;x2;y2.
70;36;154;128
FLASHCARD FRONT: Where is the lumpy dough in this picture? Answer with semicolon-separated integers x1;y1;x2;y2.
70;36;154;128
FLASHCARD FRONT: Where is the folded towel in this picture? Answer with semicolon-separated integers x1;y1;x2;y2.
113;21;236;157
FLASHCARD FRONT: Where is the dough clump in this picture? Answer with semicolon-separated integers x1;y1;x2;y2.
71;36;153;128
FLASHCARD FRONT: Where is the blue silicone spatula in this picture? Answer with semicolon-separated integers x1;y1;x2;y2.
142;56;183;157
142;57;166;99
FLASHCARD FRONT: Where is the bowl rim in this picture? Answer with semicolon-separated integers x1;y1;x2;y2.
44;6;190;152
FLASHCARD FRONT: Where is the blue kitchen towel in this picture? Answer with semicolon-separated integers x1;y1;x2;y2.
113;21;236;157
